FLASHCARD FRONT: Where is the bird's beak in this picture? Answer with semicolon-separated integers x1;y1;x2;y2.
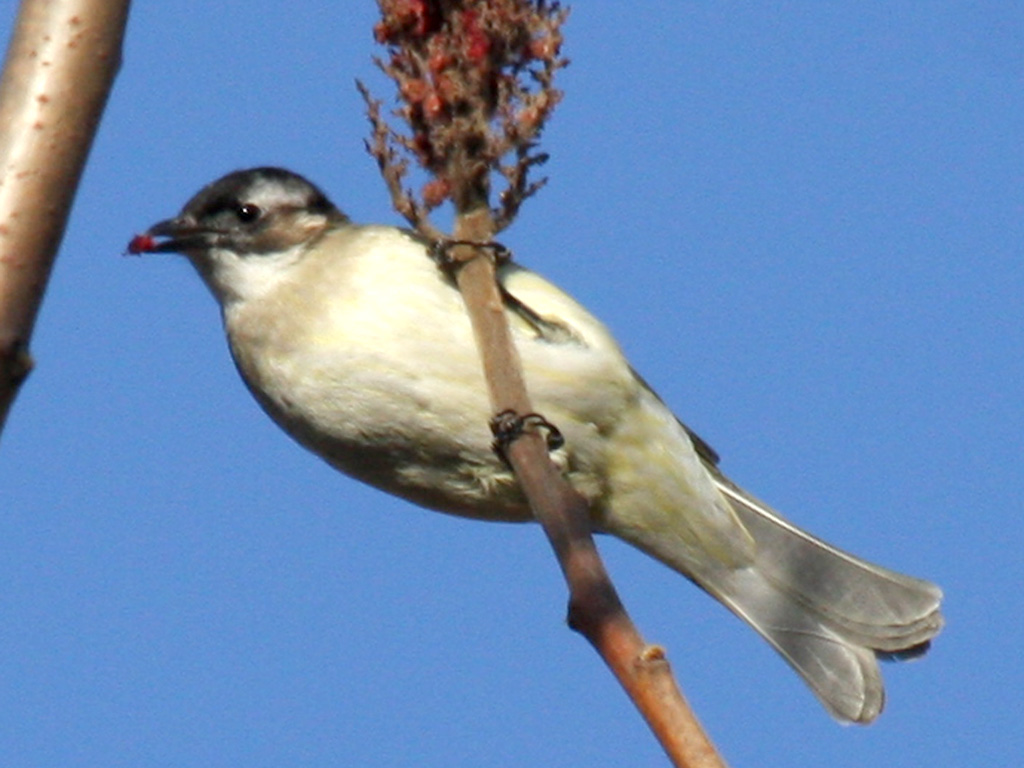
126;216;215;255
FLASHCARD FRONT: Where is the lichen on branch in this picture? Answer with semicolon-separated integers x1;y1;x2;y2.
361;0;568;234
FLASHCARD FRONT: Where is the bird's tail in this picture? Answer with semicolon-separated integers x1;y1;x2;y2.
631;473;943;723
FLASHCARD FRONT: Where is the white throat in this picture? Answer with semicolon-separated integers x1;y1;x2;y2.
189;242;308;308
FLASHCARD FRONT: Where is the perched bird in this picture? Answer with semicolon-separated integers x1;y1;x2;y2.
129;166;942;723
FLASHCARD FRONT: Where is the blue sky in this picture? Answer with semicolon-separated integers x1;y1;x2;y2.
2;2;1021;766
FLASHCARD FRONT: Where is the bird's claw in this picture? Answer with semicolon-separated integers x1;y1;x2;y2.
490;409;565;461
429;239;512;273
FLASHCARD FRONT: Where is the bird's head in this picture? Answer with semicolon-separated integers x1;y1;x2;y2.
129;167;349;305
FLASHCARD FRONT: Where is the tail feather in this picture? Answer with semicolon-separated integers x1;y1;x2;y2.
704;479;942;722
709;566;886;723
716;478;944;652
618;468;943;723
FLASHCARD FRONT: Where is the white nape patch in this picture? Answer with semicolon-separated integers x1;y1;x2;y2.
241;173;321;212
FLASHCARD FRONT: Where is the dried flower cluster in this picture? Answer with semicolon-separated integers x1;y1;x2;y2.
362;0;568;235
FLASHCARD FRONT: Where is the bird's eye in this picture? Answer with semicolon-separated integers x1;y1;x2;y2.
236;203;262;223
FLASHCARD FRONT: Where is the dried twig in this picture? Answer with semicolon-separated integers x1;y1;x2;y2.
364;3;727;766
366;0;566;230
0;0;130;440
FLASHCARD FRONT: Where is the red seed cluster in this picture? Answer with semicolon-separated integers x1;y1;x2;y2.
374;0;438;42
365;0;567;230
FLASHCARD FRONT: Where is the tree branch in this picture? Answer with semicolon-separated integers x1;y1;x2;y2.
366;3;727;765
0;0;130;441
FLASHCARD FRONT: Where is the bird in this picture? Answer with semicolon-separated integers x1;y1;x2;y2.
129;166;943;724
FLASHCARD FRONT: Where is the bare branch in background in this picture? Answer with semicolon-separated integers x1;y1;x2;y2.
363;2;727;765
0;0;130;441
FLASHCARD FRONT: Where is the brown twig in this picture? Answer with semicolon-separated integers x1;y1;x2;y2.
0;0;130;441
365;2;727;766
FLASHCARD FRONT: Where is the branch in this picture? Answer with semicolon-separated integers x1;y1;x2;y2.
0;0;130;441
366;3;727;765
